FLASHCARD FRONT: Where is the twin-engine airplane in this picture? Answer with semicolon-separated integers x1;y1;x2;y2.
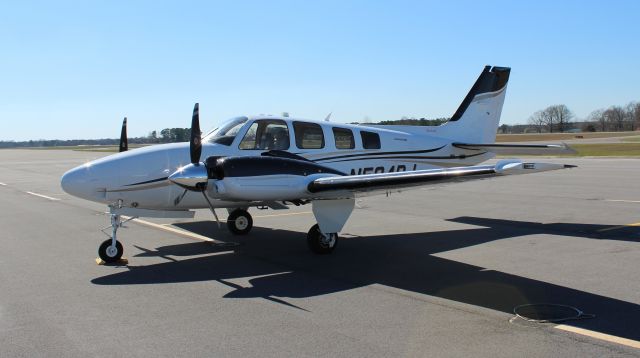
61;66;574;262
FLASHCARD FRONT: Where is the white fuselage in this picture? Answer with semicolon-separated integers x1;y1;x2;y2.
61;116;494;210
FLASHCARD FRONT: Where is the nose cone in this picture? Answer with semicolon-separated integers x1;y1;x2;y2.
61;165;99;201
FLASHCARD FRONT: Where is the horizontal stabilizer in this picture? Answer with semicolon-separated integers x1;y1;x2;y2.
453;142;575;155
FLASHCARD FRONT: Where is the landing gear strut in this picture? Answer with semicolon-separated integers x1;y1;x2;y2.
308;198;353;255
98;202;134;263
227;209;253;235
307;224;338;254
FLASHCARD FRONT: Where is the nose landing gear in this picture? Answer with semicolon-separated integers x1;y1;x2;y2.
98;202;134;264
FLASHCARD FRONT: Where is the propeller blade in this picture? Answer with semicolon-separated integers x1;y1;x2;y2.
119;117;128;152
190;103;202;164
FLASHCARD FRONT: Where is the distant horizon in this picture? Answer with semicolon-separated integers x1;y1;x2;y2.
3;117;637;143
2;1;639;141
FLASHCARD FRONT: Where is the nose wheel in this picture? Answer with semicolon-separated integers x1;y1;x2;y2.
98;239;123;263
227;209;253;235
307;224;338;254
98;207;134;264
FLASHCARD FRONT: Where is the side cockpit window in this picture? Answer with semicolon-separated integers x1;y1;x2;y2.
204;116;248;146
293;122;325;149
332;127;355;149
239;120;290;150
360;131;381;149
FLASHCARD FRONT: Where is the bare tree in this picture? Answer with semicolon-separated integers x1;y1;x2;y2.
542;108;555;133
587;109;606;131
625;101;639;131
604;106;625;131
546;104;574;133
527;110;546;133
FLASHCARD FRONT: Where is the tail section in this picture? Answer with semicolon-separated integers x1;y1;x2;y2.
438;66;510;144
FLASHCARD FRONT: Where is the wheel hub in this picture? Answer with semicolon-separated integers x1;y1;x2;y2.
235;217;248;230
319;233;335;248
106;245;118;258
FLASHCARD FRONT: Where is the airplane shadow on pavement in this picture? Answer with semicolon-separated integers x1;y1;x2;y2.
91;216;640;341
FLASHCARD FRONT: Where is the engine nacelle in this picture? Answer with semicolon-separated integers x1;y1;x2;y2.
205;156;345;201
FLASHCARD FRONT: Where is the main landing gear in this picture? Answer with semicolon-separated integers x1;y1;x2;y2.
225;206;341;254
307;224;338;254
226;209;253;235
306;197;354;255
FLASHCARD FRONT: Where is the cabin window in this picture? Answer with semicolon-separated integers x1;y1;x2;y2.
332;127;355;149
293;122;324;149
360;131;381;149
239;120;290;150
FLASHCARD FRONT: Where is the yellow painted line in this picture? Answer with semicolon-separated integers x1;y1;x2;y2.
253;211;312;218
555;324;640;349
605;199;640;203
122;216;216;243
598;222;640;232
122;212;311;241
165;211;311;225
26;191;61;201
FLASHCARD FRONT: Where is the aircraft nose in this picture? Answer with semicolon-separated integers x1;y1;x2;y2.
61;165;97;200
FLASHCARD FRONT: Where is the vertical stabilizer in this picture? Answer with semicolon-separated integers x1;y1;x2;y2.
438;66;510;143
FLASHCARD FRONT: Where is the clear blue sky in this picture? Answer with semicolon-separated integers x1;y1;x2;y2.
1;0;639;141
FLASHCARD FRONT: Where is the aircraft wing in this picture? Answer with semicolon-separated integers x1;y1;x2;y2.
307;160;575;195
452;142;575;155
174;157;575;203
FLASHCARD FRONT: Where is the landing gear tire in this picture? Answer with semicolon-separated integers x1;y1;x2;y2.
98;239;123;263
307;224;338;254
227;209;253;235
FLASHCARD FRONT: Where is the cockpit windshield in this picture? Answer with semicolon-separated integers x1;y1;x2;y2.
203;116;249;146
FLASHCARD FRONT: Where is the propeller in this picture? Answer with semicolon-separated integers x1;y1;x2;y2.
170;103;208;189
168;103;220;227
119;117;128;152
190;103;202;164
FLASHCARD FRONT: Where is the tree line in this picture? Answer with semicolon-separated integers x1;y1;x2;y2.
0;128;191;148
3;101;639;149
524;101;639;134
371;100;640;134
353;117;449;126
